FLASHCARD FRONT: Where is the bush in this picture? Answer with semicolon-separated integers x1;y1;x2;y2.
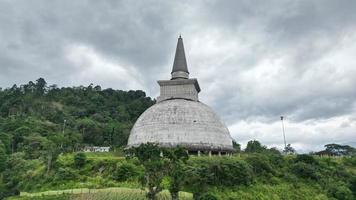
342;155;356;166
291;162;319;180
113;162;141;181
0;141;7;172
245;154;275;176
295;154;317;165
349;175;356;196
198;193;218;200
188;158;253;187
327;182;354;200
74;152;87;168
55;167;78;181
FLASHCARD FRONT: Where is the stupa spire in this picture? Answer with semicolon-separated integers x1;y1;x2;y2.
171;35;189;79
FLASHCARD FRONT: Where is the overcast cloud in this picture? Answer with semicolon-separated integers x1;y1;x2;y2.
1;0;355;152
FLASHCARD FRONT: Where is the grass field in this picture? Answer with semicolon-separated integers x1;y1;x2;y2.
7;187;193;200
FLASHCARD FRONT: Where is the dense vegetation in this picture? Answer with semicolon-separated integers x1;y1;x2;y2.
0;78;154;198
1;143;355;200
0;79;355;200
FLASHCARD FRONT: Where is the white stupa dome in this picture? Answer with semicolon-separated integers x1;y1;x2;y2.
127;36;234;153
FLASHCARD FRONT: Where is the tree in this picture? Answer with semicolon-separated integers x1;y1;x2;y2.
325;144;355;156
245;154;275;176
35;78;47;95
126;143;166;200
0;141;7;172
232;140;241;153
114;162;141;181
0;133;11;153
245;140;266;153
74;152;87;168
185;163;213;200
164;146;189;200
291;162;319;180
43;139;61;173
283;144;296;154
185;158;253;199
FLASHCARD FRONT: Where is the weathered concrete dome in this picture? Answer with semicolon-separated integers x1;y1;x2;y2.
127;36;234;154
127;99;233;152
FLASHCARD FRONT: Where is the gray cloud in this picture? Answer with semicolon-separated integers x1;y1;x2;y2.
0;0;355;150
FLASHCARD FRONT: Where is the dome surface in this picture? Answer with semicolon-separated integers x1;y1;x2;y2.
127;99;233;152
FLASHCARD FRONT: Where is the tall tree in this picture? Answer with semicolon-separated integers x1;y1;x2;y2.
283;144;296;154
126;143;166;200
35;78;47;95
164;146;189;200
245;140;266;153
0;141;7;172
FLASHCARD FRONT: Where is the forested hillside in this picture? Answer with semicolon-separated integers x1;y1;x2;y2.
0;78;154;158
0;78;154;153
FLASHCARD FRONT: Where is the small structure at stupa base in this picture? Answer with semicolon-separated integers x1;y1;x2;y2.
127;36;234;155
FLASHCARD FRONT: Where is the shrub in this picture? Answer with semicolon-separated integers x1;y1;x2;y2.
74;152;87;168
198;193;218;200
267;153;285;169
55;167;78;181
213;158;253;186
245;154;275;176
0;141;7;172
295;154;317;165
327;182;354;200
187;158;253;188
244;140;266;153
349;175;356;196
113;162;141;181
291;162;319;180
342;155;356;166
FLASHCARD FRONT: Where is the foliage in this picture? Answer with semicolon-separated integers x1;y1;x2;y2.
244;140;266;153
283;143;296;154
74;152;87;168
0;141;7;172
164;146;189;200
0;78;154;149
295;154;318;165
114;162;142;182
327;181;354;200
291;162;320;180
126;143;167;200
232;140;241;152
197;193;217;200
324;143;356;156
0;78;154;199
0;149;355;200
314;144;356;156
185;157;253;199
245;154;275;177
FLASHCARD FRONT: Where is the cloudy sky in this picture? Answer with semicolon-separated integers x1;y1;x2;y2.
1;0;355;152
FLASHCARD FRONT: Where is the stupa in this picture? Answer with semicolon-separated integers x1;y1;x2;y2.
127;36;234;155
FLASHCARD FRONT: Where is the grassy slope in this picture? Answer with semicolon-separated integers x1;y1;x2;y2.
6;152;356;200
8;188;193;200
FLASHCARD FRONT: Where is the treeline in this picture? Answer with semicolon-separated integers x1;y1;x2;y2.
0;78;154;189
0;78;154;149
